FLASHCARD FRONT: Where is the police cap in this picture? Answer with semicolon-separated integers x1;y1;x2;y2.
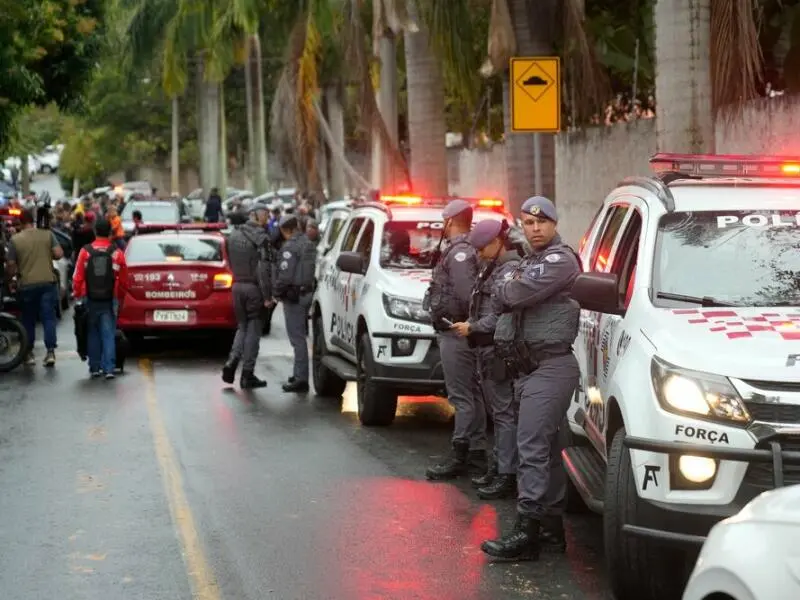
249;202;269;215
521;196;557;222
468;219;504;250
279;213;298;229
442;198;472;220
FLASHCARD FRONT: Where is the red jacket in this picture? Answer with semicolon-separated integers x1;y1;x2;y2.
72;238;127;299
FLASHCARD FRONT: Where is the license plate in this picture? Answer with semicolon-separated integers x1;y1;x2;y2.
153;310;189;323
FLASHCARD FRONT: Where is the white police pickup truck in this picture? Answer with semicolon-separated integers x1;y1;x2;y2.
563;153;800;600
311;194;512;426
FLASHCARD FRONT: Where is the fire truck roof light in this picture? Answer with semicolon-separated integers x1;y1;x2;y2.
650;153;800;178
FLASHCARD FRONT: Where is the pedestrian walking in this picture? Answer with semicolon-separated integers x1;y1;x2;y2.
450;219;522;499
222;204;274;389
423;199;488;480
5;208;64;366
71;217;127;378
480;196;582;561
274;214;316;393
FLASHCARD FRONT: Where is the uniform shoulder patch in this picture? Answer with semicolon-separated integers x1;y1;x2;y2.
544;253;561;263
454;252;467;262
279;260;289;270
282;250;292;259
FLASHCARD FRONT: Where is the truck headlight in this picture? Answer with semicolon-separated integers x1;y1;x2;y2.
382;293;430;324
651;356;750;424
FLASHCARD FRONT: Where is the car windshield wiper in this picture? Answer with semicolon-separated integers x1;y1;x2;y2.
655;292;738;307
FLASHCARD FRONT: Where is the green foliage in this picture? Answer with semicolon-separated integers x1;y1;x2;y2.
5;103;67;158
0;0;106;152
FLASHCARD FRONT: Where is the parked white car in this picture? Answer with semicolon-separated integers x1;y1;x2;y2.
562;153;800;600
3;155;41;175
311;194;513;425
683;484;800;600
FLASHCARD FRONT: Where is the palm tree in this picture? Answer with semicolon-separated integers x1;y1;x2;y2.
403;0;483;197
270;0;410;199
655;0;761;153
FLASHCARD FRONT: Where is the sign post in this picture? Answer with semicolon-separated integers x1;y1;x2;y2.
510;57;562;196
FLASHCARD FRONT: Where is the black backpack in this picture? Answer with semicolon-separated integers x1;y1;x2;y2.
85;245;116;301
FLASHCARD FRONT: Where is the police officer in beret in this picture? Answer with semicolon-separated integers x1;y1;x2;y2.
274;213;317;393
222;203;274;389
423;199;488;480
481;196;581;561
450;219;522;499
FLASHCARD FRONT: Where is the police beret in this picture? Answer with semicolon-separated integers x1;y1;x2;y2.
521;196;558;222
442;198;472;220
249;203;269;214
468;219;504;250
279;214;298;228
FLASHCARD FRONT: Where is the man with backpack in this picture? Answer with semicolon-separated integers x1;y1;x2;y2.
72;218;127;379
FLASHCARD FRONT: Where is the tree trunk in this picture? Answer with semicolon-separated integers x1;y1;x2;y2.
504;0;556;213
244;35;255;190
326;86;347;201
197;57;221;193
404;1;448;196
372;31;400;193
72;178;80;197
219;84;228;193
251;34;269;194
21;159;30;196
171;96;180;195
654;0;713;152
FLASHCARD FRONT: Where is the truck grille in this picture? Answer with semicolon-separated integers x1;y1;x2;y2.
745;401;800;424
742;436;800;491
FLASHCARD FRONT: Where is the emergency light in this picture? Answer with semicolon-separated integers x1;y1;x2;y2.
650;153;800;178
379;194;507;213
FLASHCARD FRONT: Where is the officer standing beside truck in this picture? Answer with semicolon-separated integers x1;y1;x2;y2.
424;199;487;480
480;196;581;562
450;219;522;500
222;204;274;389
274;214;316;393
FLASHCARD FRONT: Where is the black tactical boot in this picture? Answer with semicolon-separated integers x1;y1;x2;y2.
240;371;267;389
481;514;540;561
468;449;488;476
426;440;470;481
476;474;517;500
471;458;498;488
222;360;239;384
282;380;310;393
539;515;567;553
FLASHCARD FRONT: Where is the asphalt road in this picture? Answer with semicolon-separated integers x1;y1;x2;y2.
30;173;66;199
0;307;612;600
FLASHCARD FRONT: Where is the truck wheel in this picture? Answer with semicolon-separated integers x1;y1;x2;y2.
605;426;688;600
356;332;397;426
312;314;346;398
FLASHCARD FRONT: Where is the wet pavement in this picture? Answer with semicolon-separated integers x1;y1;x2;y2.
0;307;612;600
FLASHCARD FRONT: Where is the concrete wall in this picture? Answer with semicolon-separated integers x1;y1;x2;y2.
451;94;800;247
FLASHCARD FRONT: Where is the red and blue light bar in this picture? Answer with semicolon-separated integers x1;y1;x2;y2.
650;153;800;178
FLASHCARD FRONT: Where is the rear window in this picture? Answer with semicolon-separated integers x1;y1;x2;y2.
127;237;223;264
122;202;178;224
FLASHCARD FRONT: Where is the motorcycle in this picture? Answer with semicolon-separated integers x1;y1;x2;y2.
0;221;30;372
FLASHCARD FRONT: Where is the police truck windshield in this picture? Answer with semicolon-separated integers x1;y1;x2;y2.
127;237;223;263
379;221;444;269
654;210;800;307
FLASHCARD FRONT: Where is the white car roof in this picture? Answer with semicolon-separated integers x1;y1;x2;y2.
665;181;800;212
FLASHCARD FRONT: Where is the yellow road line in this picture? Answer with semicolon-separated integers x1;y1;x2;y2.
139;358;221;600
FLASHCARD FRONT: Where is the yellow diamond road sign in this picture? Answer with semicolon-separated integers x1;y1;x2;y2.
510;57;561;133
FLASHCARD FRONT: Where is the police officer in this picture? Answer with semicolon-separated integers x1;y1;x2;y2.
480;196;581;561
222;204;274;389
450;219;522;499
424;199;488;480
274;214;316;393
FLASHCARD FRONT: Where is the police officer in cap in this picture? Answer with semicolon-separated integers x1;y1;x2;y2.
450;219;522;499
274;213;317;393
481;196;581;561
222;203;274;389
424;199;488;480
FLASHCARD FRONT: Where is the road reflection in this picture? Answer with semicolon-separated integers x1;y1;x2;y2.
324;477;497;600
